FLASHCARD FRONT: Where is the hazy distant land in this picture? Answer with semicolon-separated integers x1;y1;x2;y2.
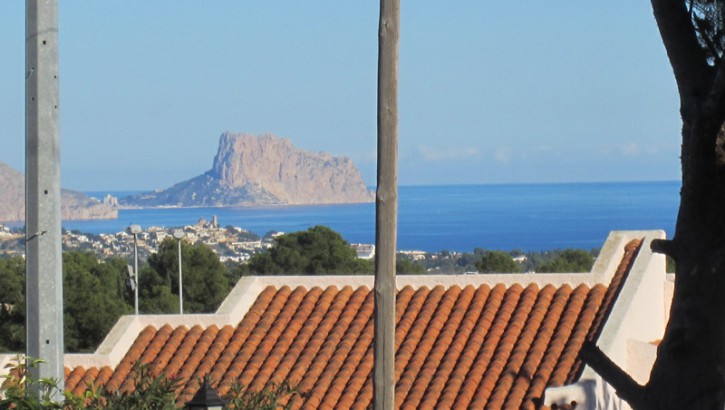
0;161;117;222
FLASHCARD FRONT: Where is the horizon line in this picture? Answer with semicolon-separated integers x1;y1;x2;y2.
80;179;682;195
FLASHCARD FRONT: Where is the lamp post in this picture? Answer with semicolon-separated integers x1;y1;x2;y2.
127;224;142;315
173;229;185;314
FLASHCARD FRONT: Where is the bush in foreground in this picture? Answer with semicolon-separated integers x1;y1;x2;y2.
0;357;296;409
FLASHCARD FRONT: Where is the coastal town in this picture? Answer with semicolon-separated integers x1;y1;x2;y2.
0;216;275;263
0;216;385;264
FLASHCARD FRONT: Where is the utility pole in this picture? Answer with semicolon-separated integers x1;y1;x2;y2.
374;0;399;408
128;224;142;315
25;0;64;399
173;229;185;314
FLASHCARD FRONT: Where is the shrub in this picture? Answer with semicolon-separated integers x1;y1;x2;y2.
223;381;297;410
0;357;297;409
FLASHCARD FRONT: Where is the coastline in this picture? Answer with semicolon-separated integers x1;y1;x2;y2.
3;182;679;252
49;181;678;253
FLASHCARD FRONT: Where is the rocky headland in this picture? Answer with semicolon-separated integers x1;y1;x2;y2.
120;132;374;207
0;162;118;222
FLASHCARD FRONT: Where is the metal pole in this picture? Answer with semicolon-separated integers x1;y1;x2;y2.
178;238;183;314
374;0;399;408
25;0;64;399
134;234;139;315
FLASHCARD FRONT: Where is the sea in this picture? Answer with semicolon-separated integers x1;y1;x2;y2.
46;181;680;253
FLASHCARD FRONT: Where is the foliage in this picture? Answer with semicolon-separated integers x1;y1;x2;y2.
396;256;426;274
0;356;66;409
146;238;231;313
242;226;372;275
689;0;725;62
666;256;676;273
0;359;178;409
0;357;295;410
419;250;481;274
418;248;600;274
0;257;27;352
536;249;595;273
0;253;131;353
223;381;297;410
62;253;131;352
137;264;178;315
88;363;179;410
475;251;521;273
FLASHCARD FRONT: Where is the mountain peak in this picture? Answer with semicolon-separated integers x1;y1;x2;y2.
122;132;374;207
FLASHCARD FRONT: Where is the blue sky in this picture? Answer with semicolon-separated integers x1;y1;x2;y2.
0;2;681;191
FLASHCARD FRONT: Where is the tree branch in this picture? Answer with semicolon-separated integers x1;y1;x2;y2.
580;341;646;408
651;0;712;112
650;238;679;259
702;61;725;119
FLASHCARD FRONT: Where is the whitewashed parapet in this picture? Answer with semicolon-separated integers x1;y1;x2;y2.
545;230;667;410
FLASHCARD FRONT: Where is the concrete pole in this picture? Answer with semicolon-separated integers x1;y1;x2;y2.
25;0;64;398
178;238;183;314
134;234;139;315
374;0;399;408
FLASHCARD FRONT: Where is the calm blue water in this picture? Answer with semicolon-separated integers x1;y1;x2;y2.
58;182;678;252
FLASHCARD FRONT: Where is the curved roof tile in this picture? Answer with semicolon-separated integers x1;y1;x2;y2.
62;239;644;409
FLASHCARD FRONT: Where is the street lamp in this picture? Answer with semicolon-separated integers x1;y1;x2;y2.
173;229;185;314
127;224;142;315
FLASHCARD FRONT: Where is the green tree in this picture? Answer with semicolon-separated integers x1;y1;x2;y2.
137;263;178;314
396;256;425;274
420;250;481;274
535;249;594;273
63;252;131;352
147;238;231;313
0;252;132;353
0;257;26;352
243;226;372;275
475;251;521;273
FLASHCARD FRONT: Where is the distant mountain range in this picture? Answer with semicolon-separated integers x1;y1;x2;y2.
0;162;117;222
120;132;374;207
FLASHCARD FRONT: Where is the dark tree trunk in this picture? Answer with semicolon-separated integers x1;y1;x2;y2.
585;1;725;408
645;120;725;409
644;1;725;408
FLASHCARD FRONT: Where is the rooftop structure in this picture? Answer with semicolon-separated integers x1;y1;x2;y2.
1;230;670;409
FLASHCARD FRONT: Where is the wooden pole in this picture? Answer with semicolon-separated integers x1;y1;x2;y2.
374;0;399;408
25;0;64;399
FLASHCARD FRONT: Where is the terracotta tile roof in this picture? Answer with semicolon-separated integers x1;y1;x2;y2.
64;239;642;409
